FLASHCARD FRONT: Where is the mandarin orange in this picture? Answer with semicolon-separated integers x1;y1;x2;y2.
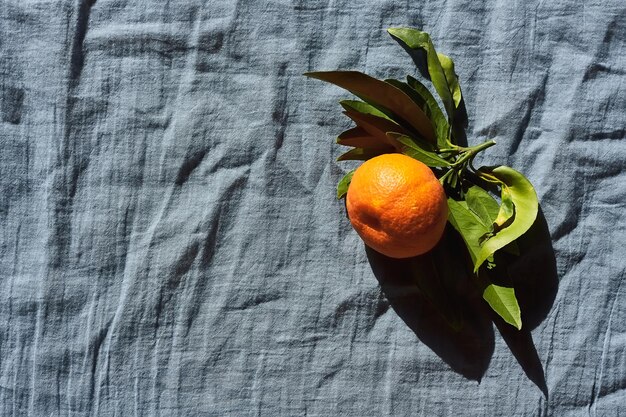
346;153;448;258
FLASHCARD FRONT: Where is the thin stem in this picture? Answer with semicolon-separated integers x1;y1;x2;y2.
438;147;462;154
439;139;497;188
451;140;496;168
468;139;496;154
439;169;455;184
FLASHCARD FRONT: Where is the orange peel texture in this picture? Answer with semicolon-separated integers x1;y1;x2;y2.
346;153;448;258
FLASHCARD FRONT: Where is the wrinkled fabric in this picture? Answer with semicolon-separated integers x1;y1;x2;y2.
0;0;624;415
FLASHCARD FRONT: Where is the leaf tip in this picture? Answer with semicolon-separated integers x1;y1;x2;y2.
386;27;408;39
303;71;326;80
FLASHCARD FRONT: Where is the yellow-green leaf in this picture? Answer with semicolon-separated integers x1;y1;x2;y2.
447;198;490;264
494;186;515;229
474;167;538;272
482;283;522;330
465;186;499;227
337;170;355;199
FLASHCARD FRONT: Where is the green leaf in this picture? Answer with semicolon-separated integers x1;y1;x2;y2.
386;28;454;117
465;185;520;256
465;186;499;227
337;170;355;199
494;186;515;229
385;78;450;147
343;110;404;150
436;52;467;142
436;52;462;108
406;75;451;148
447;198;490;264
448;197;523;329
336;127;389;149
482;283;522;330
474;166;538;272
384;123;435;150
386;132;450;167
337;147;386;161
304;71;436;143
339;100;393;121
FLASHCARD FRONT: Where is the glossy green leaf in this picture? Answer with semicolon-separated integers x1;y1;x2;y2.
474;166;538;272
437;51;467;143
337;170;355;199
336;127;388;149
482;283;522;330
339;100;392;121
386;78;450;147
406;75;451;148
465;186;499;227
437;52;462;108
447;198;490;264
494;186;515;229
465;185;520;255
304;71;436;143
386;132;450;167
337;147;386;161
452;172;460;189
386;28;454;117
449;197;523;329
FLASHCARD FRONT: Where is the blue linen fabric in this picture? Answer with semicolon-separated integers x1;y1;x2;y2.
0;0;624;415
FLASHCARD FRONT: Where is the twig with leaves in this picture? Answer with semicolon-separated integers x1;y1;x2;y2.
306;27;539;330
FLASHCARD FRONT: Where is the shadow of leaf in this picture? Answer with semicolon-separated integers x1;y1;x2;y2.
508;206;558;329
490;206;557;396
366;226;494;381
365;207;557;391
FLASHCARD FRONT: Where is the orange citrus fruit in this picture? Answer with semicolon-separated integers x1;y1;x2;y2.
346;153;448;258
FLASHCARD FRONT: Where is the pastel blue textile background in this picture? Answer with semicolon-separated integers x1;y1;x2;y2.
0;0;624;415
